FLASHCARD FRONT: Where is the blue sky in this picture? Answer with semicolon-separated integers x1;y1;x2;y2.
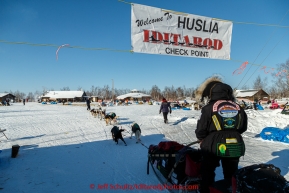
0;0;288;94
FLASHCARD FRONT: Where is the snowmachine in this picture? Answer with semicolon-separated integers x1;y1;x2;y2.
281;102;289;114
240;100;253;110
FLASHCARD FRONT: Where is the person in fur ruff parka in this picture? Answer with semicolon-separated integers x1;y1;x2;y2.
194;76;248;193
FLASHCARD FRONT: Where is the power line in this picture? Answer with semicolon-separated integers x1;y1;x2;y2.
241;29;289;87
235;9;289;89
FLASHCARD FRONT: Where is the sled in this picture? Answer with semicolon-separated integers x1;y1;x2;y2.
147;140;289;193
147;141;202;192
147;141;235;193
270;102;279;109
281;102;289;115
256;104;264;110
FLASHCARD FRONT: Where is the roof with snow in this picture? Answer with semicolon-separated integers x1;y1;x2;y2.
131;89;139;93
235;89;259;98
42;91;86;99
0;93;15;97
116;92;151;99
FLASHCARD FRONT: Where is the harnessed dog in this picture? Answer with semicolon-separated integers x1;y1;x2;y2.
130;123;141;143
98;109;106;120
90;109;98;117
105;112;118;126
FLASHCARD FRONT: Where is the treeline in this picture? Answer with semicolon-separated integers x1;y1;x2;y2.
5;85;196;102
5;59;289;102
250;59;289;99
84;85;196;101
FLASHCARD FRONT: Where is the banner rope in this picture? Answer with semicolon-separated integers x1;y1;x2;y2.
0;39;133;53
1;39;285;72
117;0;132;5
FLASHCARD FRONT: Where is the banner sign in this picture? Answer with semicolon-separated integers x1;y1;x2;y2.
131;4;233;60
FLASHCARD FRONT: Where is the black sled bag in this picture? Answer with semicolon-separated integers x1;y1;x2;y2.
232;163;289;193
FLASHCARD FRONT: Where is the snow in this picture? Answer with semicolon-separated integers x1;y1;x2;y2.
0;102;289;193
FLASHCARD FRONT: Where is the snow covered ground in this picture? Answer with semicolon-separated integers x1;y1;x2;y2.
0;102;289;193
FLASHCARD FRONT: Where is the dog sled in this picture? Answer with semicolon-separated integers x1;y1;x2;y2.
147;141;202;193
147;141;289;193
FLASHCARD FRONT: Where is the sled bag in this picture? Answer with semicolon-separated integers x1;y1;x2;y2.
232;163;289;193
157;141;185;152
185;151;202;178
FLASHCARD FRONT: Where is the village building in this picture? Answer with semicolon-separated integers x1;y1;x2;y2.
41;91;87;102
90;96;99;102
235;89;269;102
116;89;151;102
0;93;16;103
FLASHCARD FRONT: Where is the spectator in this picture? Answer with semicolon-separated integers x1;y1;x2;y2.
86;98;91;110
159;97;172;124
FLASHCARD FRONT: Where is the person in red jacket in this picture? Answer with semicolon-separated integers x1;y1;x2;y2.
195;76;248;193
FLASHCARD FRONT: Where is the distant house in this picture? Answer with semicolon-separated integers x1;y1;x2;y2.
235;89;269;101
41;91;87;102
116;89;151;101
90;96;99;102
0;93;16;103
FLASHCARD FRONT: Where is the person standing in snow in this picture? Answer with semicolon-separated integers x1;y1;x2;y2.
253;98;258;110
159;97;172;123
86;98;91;110
23;99;25;105
194;76;248;193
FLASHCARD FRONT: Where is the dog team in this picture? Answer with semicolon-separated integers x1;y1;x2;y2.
90;105;120;126
111;122;142;146
89;106;141;146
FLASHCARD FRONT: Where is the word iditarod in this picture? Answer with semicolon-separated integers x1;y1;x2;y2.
131;3;232;60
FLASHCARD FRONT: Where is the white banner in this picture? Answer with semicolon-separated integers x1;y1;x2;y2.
131;3;233;60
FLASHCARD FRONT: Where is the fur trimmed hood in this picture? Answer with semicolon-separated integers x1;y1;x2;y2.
195;76;223;102
195;75;235;103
